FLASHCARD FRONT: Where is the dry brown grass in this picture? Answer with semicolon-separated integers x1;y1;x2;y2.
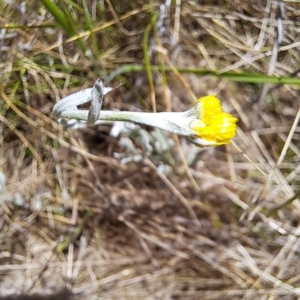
1;0;300;299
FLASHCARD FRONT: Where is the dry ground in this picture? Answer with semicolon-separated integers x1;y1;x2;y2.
1;0;300;299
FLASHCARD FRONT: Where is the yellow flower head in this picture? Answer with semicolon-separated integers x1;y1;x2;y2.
190;95;237;146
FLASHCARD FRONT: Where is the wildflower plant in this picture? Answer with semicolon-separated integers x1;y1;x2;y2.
52;78;237;147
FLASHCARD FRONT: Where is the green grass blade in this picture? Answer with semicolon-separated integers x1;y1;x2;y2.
41;0;74;34
143;15;158;112
107;64;300;86
41;0;88;53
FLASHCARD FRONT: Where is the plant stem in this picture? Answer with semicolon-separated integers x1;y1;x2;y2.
60;109;195;136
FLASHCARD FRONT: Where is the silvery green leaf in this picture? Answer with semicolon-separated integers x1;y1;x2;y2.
52;85;113;119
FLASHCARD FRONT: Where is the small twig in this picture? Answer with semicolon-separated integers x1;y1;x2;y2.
145;157;201;226
230;140;268;178
257;1;284;105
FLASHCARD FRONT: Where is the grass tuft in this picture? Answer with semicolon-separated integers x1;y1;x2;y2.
1;1;300;299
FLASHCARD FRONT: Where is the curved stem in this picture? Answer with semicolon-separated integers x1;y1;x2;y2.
60;109;195;136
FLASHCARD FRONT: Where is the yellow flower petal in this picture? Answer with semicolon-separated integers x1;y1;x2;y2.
198;94;222;125
191;95;238;145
